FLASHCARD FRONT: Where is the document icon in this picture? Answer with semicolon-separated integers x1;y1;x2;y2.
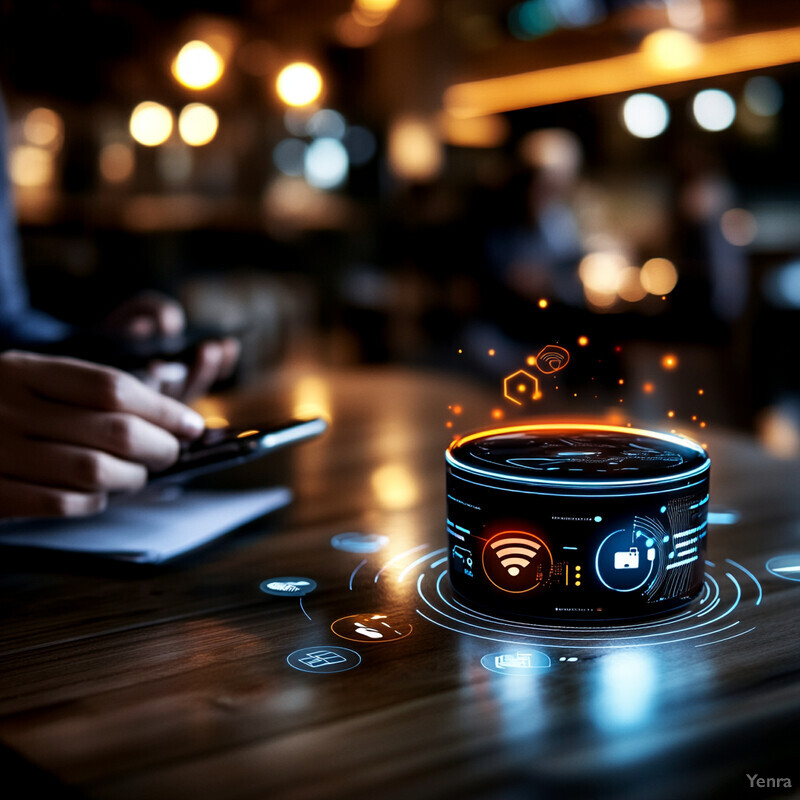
614;547;640;569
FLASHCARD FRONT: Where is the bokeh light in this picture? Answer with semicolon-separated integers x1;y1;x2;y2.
387;116;443;181
276;62;323;107
22;107;63;149
172;41;224;90
99;142;135;183
9;145;55;188
273;138;308;177
622;93;670;139
692;89;736;131
307;109;347;140
743;75;783;117
129;101;173;146
640;29;702;70
178;103;219;146
305;137;349;189
720;208;757;247
640;258;678;295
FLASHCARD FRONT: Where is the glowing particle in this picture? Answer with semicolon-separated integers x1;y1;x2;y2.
618;379;624;385
488;348;496;356
527;355;536;366
492;408;504;420
575;581;581;586
667;410;675;418
517;383;527;393
698;388;704;395
458;349;462;354
692;415;697;421
700;421;707;428
643;382;654;394
538;298;548;308
453;405;463;415
578;336;589;346
661;353;678;370
446;421;453;428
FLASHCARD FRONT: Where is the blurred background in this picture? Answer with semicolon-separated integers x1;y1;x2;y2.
2;0;800;450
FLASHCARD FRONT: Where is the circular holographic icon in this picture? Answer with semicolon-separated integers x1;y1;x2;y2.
331;613;413;643
331;532;390;554
766;555;800;583
286;645;361;674
480;650;552;675
259;577;317;597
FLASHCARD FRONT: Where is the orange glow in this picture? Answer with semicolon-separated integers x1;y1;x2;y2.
438;111;509;148
450;422;701;452
99;142;135;183
535;344;570;374
578;336;589;346
700;421;707;428
444;26;800;117
698;389;705;395
643;382;654;394
446;421;453;428
618;379;624;385
661;354;678;370
237;429;260;438
526;355;536;366
203;416;230;429
488;349;496;356
538;298;548;308
23;107;63;149
452;405;463;415
640;29;702;71
667;411;675;418
129;102;173;146
387;115;443;181
492;408;504;420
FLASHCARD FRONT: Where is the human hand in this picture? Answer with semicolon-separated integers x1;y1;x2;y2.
103;291;240;401
0;350;206;519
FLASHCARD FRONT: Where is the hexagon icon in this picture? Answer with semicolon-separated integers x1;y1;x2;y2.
503;369;542;405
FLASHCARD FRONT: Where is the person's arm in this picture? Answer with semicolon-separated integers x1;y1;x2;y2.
0;350;206;519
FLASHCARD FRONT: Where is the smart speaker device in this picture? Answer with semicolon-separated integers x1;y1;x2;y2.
446;423;710;622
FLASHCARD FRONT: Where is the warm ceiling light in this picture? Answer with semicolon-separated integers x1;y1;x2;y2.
276;62;323;107
172;41;224;90
444;25;800;117
640;29;702;71
129;101;173;146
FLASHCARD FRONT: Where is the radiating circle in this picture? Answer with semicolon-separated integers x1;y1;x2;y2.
304;137;349;189
259;576;317;596
286;646;361;674
172;41;224;90
640;257;678;295
766;555;800;582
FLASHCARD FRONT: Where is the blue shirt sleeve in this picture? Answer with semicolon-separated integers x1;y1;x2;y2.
0;88;72;347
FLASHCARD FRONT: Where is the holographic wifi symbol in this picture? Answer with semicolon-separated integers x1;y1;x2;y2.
490;536;542;577
535;345;570;374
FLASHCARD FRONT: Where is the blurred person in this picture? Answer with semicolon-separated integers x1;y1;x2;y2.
0;88;239;519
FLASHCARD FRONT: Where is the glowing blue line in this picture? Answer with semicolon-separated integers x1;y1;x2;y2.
447;527;465;541
696;596;720;617
431;557;449;568
705;572;721;606
446;470;708;499
673;522;708;539
699;581;711;604
562;546;578;550
695;625;756;648
455;523;470;533
299;598;311;622
374;543;429;583
707;510;740;525
349;559;367;591
676;546;698;558
725;559;763;605
418;569;741;646
666;555;699;570
398;547;447;583
706;559;715;567
447;583;697;632
690;494;709;509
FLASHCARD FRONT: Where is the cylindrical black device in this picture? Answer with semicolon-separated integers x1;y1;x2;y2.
445;423;710;623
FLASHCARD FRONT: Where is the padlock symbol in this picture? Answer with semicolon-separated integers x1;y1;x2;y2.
614;547;640;570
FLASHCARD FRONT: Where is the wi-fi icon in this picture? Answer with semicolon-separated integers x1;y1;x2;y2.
490;535;541;576
535;345;570;374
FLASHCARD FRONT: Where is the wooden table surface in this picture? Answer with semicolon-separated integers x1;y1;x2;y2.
1;365;800;800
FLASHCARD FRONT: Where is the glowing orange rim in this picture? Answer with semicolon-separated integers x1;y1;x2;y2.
446;423;709;487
